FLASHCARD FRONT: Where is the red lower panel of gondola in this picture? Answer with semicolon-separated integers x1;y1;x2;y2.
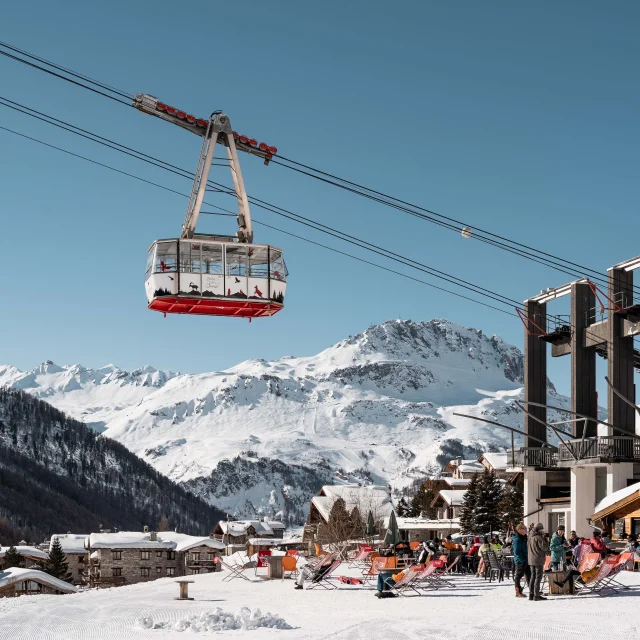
149;295;283;318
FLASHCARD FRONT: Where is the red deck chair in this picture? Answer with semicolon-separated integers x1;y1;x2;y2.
255;549;272;576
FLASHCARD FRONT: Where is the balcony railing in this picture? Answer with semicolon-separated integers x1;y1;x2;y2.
513;447;559;468
559;436;640;463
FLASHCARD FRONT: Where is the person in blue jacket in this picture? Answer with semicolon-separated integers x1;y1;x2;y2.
549;525;569;571
512;522;530;598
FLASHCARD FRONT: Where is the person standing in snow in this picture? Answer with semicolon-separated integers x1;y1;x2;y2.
512;522;530;598
527;523;549;601
549;525;569;571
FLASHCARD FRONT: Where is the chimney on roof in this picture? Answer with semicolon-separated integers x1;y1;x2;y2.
143;525;149;533
150;531;157;541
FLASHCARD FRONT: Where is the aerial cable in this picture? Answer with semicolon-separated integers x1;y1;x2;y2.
1;40;637;296
272;155;639;294
0;48;131;107
0;123;518;319
0;40;134;100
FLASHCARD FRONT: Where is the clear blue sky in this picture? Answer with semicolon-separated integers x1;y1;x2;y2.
1;1;638;396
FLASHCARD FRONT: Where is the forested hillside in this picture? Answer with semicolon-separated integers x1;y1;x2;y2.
0;388;224;544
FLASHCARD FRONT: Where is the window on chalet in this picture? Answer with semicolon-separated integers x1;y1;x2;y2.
140;567;150;577
156;551;163;558
156;567;162;574
206;552;216;561
141;551;150;560
112;568;122;577
167;551;176;561
190;552;201;562
166;567;176;576
112;550;122;561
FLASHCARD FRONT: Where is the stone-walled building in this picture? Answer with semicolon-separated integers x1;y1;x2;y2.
86;531;224;588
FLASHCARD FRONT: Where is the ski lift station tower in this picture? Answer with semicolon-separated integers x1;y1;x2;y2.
519;254;640;537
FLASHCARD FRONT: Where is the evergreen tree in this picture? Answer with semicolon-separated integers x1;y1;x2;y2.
3;545;23;569
407;484;437;518
349;506;364;539
499;475;524;531
474;469;503;534
44;536;72;582
396;497;410;517
459;473;480;533
325;497;351;543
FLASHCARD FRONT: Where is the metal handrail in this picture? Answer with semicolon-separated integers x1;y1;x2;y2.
559;436;640;462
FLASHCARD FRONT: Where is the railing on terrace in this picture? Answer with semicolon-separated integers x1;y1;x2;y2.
559;436;640;462
513;447;559;468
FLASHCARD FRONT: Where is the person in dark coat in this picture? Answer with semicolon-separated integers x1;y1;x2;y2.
512;522;530;598
527;522;550;601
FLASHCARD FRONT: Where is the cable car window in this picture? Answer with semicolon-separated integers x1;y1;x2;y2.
179;241;194;273
154;242;177;273
248;247;269;278
270;249;286;282
190;243;202;273
202;243;223;274
226;245;247;277
145;246;155;279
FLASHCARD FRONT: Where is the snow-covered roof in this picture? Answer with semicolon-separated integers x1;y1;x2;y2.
437;490;468;506
457;462;484;473
247;538;299;546
0;567;78;594
216;520;283;537
86;531;224;552
311;484;393;523
592;482;640;517
480;452;510;471
0;545;48;560
50;534;88;555
395;517;461;530
443;478;471;488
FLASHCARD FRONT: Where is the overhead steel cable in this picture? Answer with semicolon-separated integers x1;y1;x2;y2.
1;39;637;298
0;48;131;107
0;122;519;318
0;40;134;100
0;102;524;312
272;155;640;297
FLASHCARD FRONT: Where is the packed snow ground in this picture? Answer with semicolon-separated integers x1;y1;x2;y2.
1;566;639;639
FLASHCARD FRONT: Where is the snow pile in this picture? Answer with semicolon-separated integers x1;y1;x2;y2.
135;607;292;632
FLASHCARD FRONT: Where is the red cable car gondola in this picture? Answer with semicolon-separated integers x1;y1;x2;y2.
134;94;286;319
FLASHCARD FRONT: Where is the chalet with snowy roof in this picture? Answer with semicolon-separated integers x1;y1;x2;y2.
212;520;286;549
306;484;394;544
444;459;485;479
85;530;224;588
591;482;640;540
478;452;520;478
0;567;78;598
0;545;48;571
431;489;467;520
49;534;88;586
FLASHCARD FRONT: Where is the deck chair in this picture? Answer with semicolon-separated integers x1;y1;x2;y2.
413;558;451;590
348;544;373;568
362;556;396;581
426;558;456;589
389;564;424;597
306;559;342;590
218;557;252;582
577;554;632;596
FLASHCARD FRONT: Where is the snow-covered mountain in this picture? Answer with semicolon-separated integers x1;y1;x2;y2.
0;319;567;522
